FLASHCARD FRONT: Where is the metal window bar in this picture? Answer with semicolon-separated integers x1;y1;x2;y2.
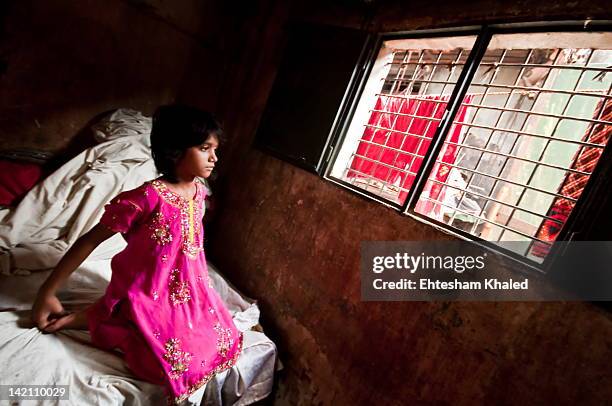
524;89;611;257
463;82;610;99
374;50;445;195
382;96;445;192
346;48;456;202
496;49;598;246
386;61;467;68
441;47;521;229
363;124;434;141
403;28;493;220
456;101;612;126
418;45;612;254
344;48;471;203
385;50;465;190
375;93;451;103
424;176;566;226
388;61;612;74
478;62;612;73
418;194;554;245
353;138;426;160
369;109;443;122
389;77;611;95
441;139;592;176
348;153;419;176
482;50;587;242
400;46;507;213
444;47;563;234
352;49;413;175
347;165;413;195
451;119;607;148
347;49;425;195
378;94;612;142
432;159;579;202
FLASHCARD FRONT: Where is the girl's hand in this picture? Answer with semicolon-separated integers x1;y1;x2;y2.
29;224;115;331
31;291;68;331
43;308;89;333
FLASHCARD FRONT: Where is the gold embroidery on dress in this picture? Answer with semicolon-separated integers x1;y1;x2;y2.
188;199;195;244
169;268;191;305
150;180;203;259
163;338;192;380
173;334;244;404
149;211;173;245
213;321;234;358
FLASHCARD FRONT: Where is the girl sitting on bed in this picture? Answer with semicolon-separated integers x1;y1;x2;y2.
31;104;243;404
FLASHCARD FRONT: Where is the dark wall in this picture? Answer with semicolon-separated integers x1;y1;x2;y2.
196;1;612;405
0;0;225;153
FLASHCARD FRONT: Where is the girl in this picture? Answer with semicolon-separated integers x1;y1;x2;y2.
31;104;243;404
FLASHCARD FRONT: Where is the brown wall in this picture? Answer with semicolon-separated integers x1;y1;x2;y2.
198;1;612;405
0;0;225;154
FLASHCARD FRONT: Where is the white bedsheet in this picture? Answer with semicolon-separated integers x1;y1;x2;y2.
0;109;281;405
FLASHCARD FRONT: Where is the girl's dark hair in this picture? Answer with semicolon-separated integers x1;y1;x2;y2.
150;104;224;182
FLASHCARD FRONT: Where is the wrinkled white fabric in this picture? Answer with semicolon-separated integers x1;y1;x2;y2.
0;131;157;274
91;109;152;143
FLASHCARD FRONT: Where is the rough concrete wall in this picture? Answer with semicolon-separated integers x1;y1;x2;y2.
214;152;612;405
198;1;612;404
0;0;224;154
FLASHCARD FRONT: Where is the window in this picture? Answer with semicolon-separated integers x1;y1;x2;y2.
325;23;612;267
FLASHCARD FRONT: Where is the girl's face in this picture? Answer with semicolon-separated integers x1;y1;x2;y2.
176;134;220;179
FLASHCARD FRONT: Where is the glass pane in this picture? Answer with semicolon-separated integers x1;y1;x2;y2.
329;34;477;205
413;31;612;262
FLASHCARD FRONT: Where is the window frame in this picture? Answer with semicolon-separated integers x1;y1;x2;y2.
321;20;612;272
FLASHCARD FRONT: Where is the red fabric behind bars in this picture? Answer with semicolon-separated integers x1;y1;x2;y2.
348;94;472;205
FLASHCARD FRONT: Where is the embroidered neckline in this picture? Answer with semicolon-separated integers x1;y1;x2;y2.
150;179;203;259
150;179;199;206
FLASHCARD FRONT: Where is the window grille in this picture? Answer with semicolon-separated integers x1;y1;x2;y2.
327;27;612;265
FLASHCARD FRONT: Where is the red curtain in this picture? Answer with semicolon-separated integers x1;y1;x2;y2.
530;98;612;258
348;94;472;205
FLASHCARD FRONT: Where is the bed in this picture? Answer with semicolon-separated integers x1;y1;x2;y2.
0;109;281;405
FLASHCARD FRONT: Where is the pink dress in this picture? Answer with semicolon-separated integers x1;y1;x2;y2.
88;178;243;404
